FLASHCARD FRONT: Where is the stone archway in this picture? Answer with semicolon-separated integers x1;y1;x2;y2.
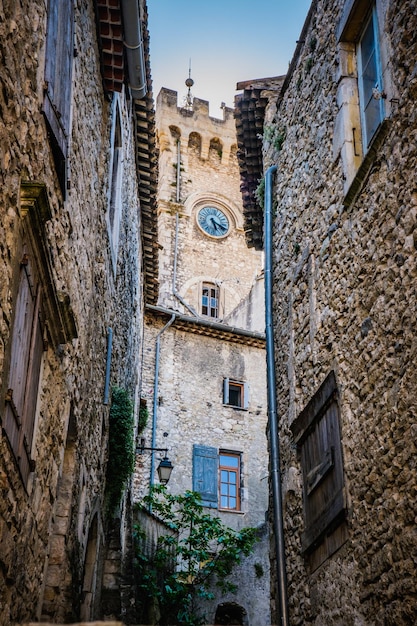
214;601;247;625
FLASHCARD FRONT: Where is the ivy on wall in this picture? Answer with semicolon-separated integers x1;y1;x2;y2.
105;386;135;516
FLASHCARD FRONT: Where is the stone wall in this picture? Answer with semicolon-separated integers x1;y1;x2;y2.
262;0;417;624
0;0;144;623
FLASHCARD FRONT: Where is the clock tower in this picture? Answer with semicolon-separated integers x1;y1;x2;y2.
154;86;264;325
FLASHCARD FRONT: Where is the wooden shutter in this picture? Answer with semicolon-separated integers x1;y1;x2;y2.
5;252;45;484
291;371;346;553
192;444;218;507
43;0;74;195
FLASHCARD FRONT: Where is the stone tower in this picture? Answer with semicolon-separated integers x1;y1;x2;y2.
134;87;270;625
154;87;265;326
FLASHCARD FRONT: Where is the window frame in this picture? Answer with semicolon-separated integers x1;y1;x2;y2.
2;182;77;487
356;5;385;150
108;95;124;272
219;451;241;512
223;378;249;410
201;282;219;318
335;0;394;205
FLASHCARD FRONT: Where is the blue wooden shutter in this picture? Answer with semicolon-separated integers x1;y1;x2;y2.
193;444;218;507
43;0;74;196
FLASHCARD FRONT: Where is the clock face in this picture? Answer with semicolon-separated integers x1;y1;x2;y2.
197;206;230;238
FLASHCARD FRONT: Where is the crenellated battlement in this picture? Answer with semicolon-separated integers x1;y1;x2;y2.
157;87;235;125
155;86;241;209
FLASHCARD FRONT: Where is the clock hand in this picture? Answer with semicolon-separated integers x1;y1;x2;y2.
209;216;219;231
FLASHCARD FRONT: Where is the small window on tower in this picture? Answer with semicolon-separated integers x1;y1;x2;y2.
201;282;219;318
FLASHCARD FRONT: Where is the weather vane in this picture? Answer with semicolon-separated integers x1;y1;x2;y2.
183;59;194;111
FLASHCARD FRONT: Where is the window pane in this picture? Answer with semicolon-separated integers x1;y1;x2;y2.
358;9;384;148
202;283;219;318
229;384;242;406
229;484;236;497
220;455;239;468
221;469;229;481
221;495;228;508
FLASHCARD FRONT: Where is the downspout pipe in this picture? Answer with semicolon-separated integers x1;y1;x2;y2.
173;139;199;316
121;0;147;100
103;327;113;405
149;313;176;496
264;165;289;626
173;212;199;316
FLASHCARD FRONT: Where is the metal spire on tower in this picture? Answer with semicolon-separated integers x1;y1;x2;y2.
183;59;194;111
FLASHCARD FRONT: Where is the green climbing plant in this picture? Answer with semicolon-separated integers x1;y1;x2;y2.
134;486;257;625
105;386;135;516
263;123;286;152
138;401;149;433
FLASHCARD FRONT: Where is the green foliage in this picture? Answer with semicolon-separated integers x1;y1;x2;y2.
254;177;265;211
254;562;264;578
134;486;257;625
263;123;286;153
138;402;149;434
105;387;135;516
305;57;314;73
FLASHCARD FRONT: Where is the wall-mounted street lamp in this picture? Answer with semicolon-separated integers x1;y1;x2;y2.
136;443;174;485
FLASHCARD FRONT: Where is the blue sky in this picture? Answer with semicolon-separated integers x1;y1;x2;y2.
148;0;312;116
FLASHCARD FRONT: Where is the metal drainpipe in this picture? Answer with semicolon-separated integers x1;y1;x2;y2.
264;165;289;626
173;139;198;316
121;0;147;100
103;327;113;405
149;313;176;496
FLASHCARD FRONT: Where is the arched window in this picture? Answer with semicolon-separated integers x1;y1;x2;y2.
169;125;181;140
209;137;223;162
188;131;202;155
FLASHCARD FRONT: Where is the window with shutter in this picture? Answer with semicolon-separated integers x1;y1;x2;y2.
5;246;46;484
193;444;218;507
336;1;392;205
291;371;347;559
219;452;241;511
223;379;249;410
43;0;75;196
3;182;77;487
